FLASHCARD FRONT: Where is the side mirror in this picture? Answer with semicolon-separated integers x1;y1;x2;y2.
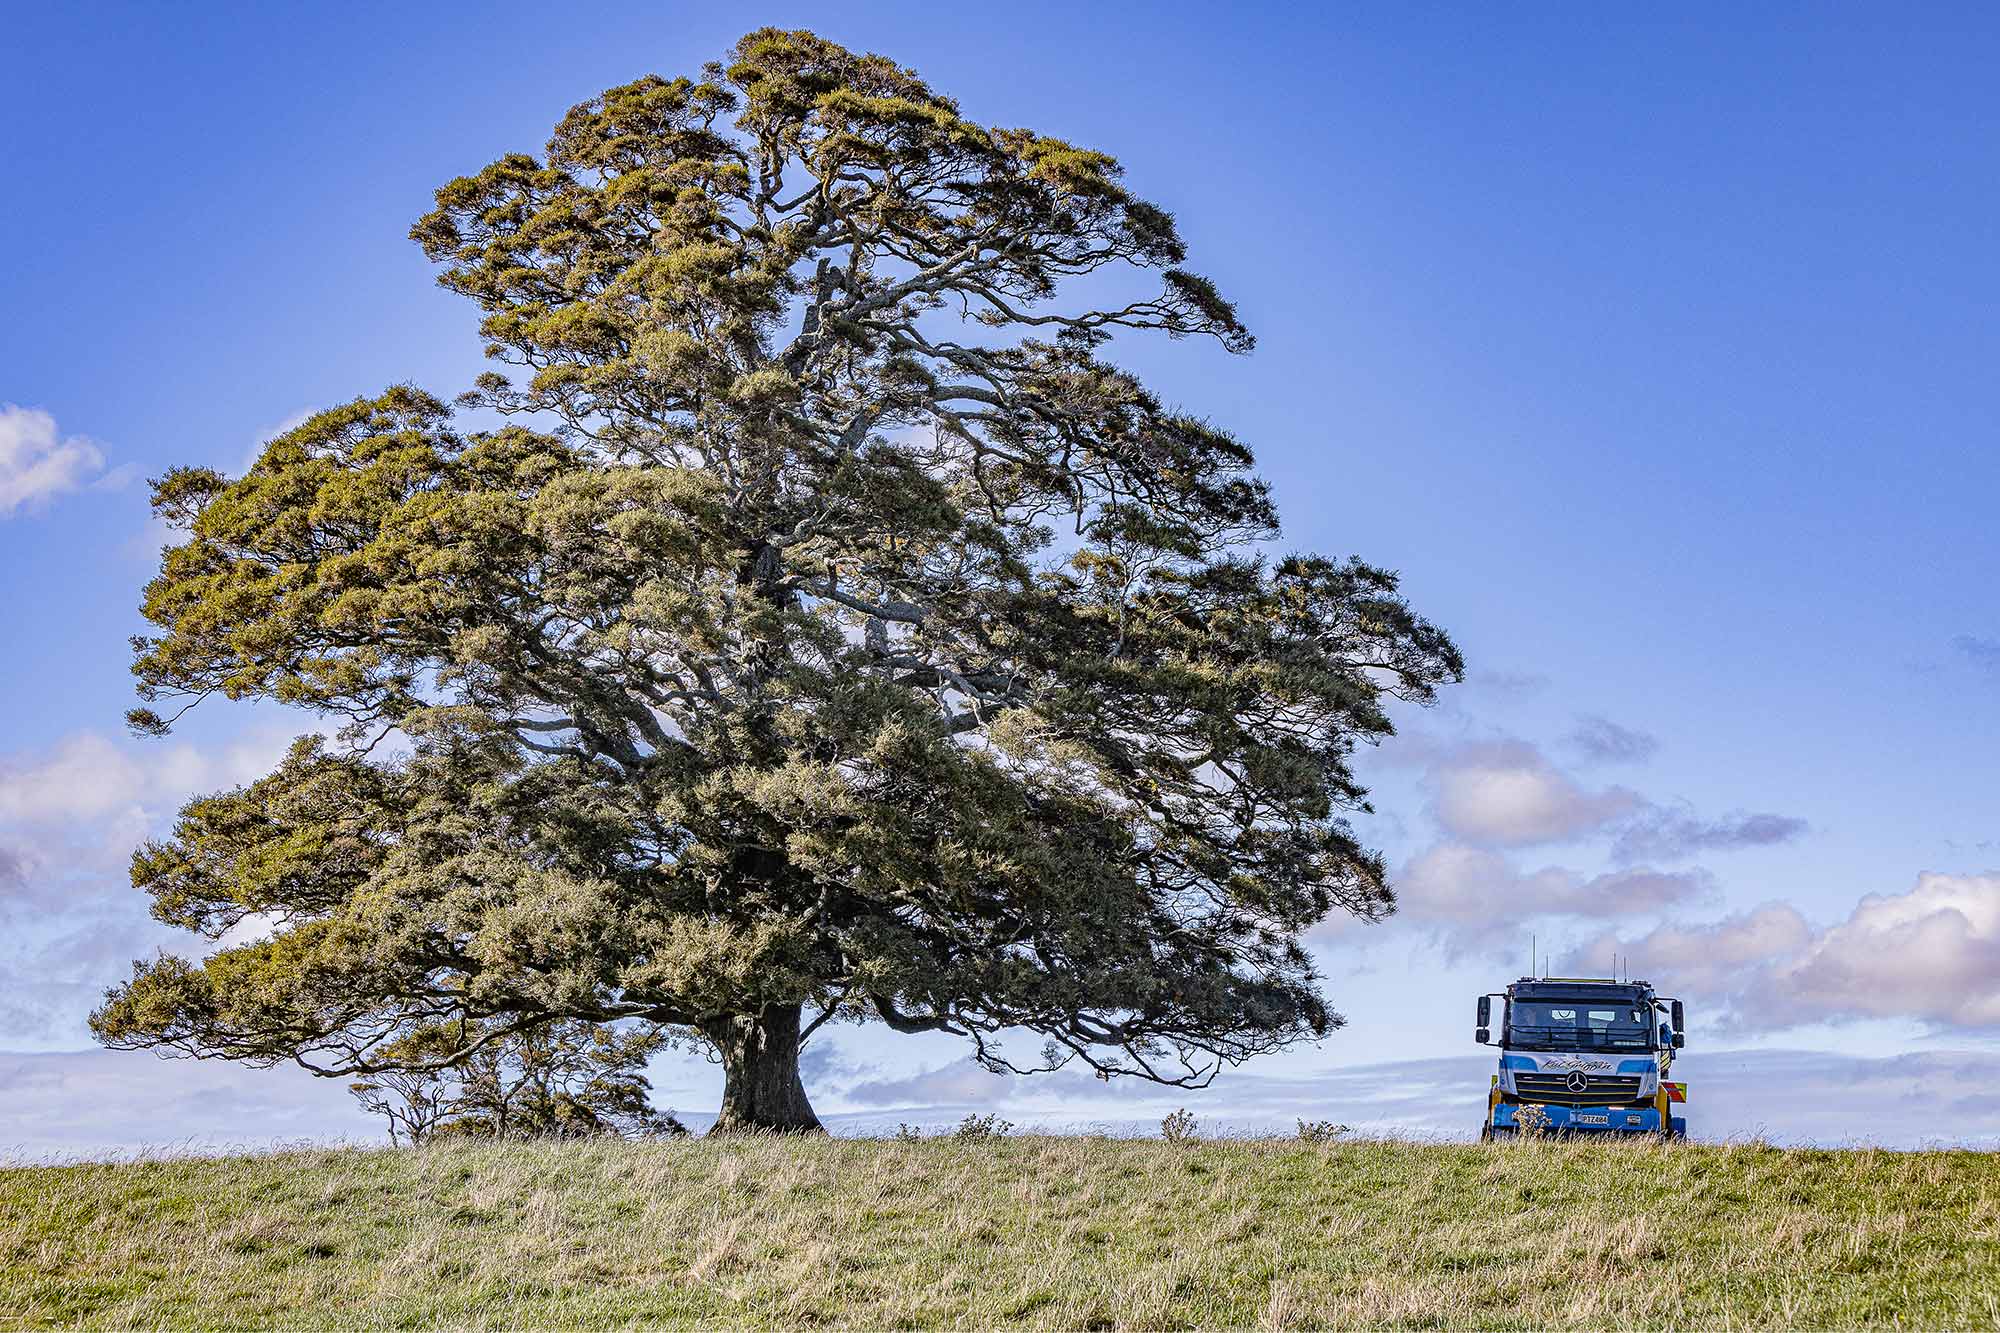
1475;1027;1491;1045
1672;1032;1685;1049
1671;1000;1684;1031
1476;996;1491;1027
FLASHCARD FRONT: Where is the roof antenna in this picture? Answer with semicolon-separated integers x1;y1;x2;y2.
1531;933;1537;979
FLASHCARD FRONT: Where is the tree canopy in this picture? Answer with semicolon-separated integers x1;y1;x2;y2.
93;28;1461;1131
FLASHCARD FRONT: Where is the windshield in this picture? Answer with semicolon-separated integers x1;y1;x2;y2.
1507;999;1653;1050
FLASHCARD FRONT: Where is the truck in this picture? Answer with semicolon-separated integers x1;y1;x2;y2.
1476;976;1688;1139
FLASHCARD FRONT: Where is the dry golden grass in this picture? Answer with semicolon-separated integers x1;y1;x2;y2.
2;1134;1997;1328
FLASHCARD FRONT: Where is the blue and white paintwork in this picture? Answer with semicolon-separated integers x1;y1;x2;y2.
1495;1052;1664;1096
1492;1101;1665;1133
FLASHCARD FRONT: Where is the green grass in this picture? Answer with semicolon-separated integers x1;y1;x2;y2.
4;1134;1997;1328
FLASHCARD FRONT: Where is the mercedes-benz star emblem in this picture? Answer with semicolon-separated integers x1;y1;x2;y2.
1565;1070;1591;1094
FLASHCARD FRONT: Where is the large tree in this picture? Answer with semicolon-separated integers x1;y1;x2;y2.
93;29;1461;1132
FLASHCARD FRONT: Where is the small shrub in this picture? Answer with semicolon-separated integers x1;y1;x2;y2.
894;1123;924;1142
1513;1104;1553;1138
951;1114;1015;1142
1161;1108;1199;1144
1296;1119;1350;1144
647;1112;692;1139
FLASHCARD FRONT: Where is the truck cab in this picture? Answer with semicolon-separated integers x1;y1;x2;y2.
1477;977;1688;1139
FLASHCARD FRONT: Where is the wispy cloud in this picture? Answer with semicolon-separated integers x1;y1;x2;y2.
0;1048;376;1161
1952;635;2000;676
8;1036;2000;1158
1565;715;1660;765
1609;807;1809;863
816;1046;2000;1148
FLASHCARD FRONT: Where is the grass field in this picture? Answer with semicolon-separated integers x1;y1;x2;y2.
5;1133;1998;1329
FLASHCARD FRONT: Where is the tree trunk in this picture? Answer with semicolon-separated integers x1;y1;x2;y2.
705;1003;823;1134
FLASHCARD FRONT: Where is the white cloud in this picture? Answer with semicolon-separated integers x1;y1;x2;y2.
1399;844;1711;924
0;405;106;516
1358;843;1713;963
1569;873;2000;1034
1412;732;1805;865
0;728;301;827
1351;725;1806;968
0;734;148;823
1565;903;1813;1001
1427;740;1641;846
1775;873;2000;1029
0;726;316;1048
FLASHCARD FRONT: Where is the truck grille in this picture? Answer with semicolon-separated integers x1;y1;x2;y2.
1513;1073;1644;1106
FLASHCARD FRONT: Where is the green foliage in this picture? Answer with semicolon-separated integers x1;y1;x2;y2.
7;1137;1997;1328
1515;1104;1555;1137
347;1019;686;1145
1296;1117;1351;1144
948;1113;1015;1142
93;28;1461;1128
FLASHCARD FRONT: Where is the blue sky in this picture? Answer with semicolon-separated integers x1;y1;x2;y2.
2;1;1996;1154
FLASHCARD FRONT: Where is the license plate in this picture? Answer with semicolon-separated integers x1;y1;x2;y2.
1574;1114;1609;1125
